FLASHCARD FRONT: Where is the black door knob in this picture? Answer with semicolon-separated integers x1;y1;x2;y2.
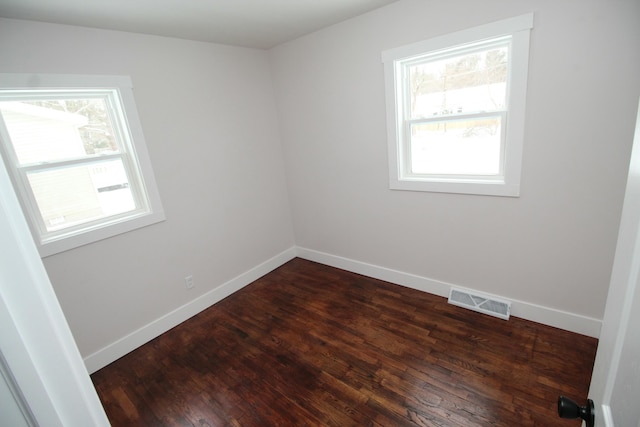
558;396;595;427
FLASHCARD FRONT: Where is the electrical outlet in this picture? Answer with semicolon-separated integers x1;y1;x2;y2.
184;275;194;290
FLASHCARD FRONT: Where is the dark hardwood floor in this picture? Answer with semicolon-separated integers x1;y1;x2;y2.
91;258;597;426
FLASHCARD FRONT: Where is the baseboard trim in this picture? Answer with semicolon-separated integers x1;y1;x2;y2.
85;245;601;373
296;247;602;338
84;246;297;373
601;404;614;427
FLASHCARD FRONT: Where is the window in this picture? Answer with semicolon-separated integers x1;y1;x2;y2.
382;14;533;196
0;74;165;257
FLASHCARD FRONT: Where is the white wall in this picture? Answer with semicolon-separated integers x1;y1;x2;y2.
270;0;640;325
0;18;295;366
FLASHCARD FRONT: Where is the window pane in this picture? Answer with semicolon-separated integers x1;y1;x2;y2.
0;98;119;165
409;46;508;119
27;159;135;232
410;117;502;175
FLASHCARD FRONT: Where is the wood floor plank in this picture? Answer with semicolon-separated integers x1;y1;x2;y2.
92;258;596;426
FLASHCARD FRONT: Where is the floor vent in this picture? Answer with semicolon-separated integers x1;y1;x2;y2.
448;288;511;320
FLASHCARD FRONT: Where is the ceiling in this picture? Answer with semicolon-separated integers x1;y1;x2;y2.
0;0;399;49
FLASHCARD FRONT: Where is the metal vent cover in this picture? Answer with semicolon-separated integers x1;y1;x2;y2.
448;288;511;320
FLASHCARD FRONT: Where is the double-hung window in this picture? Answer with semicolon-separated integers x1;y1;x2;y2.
382;14;533;196
0;74;165;257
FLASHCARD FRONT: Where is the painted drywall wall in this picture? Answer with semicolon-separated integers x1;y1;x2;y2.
0;18;295;360
270;0;640;322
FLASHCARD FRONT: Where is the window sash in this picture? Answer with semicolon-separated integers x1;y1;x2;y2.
400;111;507;181
11;153;150;241
400;39;511;120
0;90;126;166
403;39;510;119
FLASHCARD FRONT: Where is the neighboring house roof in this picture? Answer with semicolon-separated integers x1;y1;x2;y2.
0;101;88;126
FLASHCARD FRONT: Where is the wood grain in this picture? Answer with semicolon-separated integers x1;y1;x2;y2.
92;258;596;426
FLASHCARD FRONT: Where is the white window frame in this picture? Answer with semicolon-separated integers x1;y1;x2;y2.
0;74;165;257
382;14;533;197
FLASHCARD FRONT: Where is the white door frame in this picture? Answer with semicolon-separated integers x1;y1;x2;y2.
0;154;110;426
588;98;640;426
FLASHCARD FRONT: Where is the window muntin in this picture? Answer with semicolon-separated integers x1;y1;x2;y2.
0;75;164;256
382;14;533;196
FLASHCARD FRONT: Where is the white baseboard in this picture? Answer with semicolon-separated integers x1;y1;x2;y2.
296;247;602;338
600;404;613;427
84;246;297;373
85;245;601;373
